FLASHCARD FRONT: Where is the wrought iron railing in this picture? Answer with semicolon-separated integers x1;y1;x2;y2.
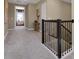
42;19;74;59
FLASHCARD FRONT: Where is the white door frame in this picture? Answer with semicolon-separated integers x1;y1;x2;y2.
14;6;25;27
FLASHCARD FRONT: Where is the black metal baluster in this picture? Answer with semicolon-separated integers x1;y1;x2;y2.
44;22;46;44
69;22;71;49
61;24;64;56
68;22;70;51
51;22;53;50
46;22;47;44
70;22;72;49
50;22;52;50
68;22;70;50
62;23;64;54
69;22;71;50
66;22;67;53
47;22;49;45
71;22;72;49
47;22;49;48
61;26;62;53
63;24;65;55
42;19;44;44
57;19;61;59
52;22;54;53
53;23;55;52
67;22;69;53
55;23;57;53
49;22;50;43
65;22;67;53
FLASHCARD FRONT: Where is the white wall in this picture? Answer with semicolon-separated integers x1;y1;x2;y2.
27;4;37;28
40;1;47;31
8;3;27;29
46;0;71;20
4;0;8;36
72;0;74;19
8;3;15;29
40;1;47;20
8;0;72;31
25;5;29;27
71;0;74;49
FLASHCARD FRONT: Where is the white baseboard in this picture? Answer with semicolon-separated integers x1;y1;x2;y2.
8;27;34;31
40;30;42;32
8;29;14;30
41;43;73;59
61;50;73;59
26;27;34;30
4;31;8;40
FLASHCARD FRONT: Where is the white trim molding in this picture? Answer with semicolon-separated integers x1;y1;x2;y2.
41;43;74;59
4;32;8;40
61;50;73;59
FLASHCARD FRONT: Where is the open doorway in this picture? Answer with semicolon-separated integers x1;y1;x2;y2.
15;6;25;29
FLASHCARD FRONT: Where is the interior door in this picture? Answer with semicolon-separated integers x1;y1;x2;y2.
16;9;24;26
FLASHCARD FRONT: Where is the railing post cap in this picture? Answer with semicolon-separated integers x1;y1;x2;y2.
72;20;74;23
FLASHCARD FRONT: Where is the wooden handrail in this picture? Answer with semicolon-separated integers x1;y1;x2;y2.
42;19;74;23
62;20;74;23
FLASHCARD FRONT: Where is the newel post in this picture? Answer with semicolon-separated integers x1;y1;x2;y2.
57;19;61;59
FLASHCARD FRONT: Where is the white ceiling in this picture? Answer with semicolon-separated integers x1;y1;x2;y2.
8;0;71;5
8;0;40;5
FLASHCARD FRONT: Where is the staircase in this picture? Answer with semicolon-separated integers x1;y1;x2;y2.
42;19;74;59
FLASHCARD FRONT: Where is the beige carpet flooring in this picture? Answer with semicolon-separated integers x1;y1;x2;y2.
4;28;73;59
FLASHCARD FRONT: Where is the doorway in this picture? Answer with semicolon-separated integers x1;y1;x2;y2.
15;6;25;29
